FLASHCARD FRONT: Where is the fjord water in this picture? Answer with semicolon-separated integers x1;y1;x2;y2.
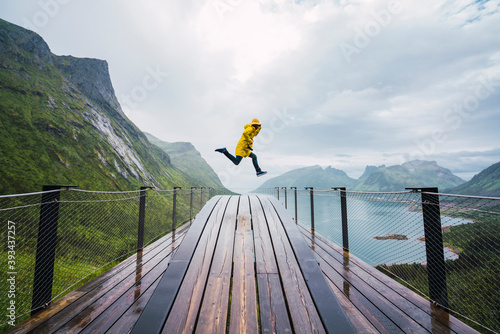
286;194;462;266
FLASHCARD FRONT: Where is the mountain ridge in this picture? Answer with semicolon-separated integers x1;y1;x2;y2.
256;164;358;190
354;160;465;192
256;160;467;192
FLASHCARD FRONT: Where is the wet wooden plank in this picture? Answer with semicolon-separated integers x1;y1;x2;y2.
250;196;278;275
260;197;325;334
49;230;187;334
195;196;239;334
229;196;258;334
162;196;231;333
321;241;475;334
299;226;479;334
268;196;355;333
323;274;380;334
301;228;433;333
130;196;222;334
17;227;188;334
306;238;401;334
256;274;292;334
105;275;162;334
76;250;176;334
249;196;292;333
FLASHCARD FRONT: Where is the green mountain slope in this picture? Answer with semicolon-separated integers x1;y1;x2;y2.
256;165;358;190
145;133;224;189
354;160;465;192
445;161;500;197
0;19;217;194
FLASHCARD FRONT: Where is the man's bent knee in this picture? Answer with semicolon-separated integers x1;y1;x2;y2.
234;156;243;165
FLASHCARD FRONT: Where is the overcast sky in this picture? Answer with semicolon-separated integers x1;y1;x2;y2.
1;0;499;190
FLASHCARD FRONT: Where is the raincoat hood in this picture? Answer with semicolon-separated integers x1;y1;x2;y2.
235;119;262;157
250;118;261;126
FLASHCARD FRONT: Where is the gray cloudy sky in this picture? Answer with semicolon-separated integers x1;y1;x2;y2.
1;0;499;190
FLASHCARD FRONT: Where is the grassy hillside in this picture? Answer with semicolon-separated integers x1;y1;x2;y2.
446;161;500;197
145;132;225;190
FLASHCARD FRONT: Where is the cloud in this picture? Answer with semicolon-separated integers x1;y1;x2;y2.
0;0;499;190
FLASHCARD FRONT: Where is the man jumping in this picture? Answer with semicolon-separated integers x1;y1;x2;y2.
215;118;267;177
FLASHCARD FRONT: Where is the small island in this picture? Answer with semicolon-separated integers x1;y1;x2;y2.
373;234;408;240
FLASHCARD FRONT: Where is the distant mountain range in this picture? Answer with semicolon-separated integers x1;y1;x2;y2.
355;160;465;192
0;19;224;194
257;160;500;195
256;165;357;190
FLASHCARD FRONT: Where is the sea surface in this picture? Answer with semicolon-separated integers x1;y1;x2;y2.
279;194;465;266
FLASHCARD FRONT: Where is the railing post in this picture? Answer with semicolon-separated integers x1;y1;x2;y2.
282;187;288;209
200;187;205;207
275;187;280;200
333;187;348;251
172;187;181;231
291;187;298;223
190;187;196;222
137;186;152;252
305;187;314;232
406;187;448;309
32;185;77;315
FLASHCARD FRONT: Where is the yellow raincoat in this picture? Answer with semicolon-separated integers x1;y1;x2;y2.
235;119;261;157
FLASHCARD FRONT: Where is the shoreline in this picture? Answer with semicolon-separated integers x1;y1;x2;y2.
417;225;460;257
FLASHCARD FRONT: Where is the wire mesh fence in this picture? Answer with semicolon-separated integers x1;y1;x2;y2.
2;185;498;332
0;186;212;330
265;187;500;333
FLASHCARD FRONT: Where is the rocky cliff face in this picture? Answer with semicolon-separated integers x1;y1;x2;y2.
54;56;125;119
0;20;52;63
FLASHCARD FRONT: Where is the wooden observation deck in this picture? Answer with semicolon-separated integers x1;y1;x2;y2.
8;195;479;333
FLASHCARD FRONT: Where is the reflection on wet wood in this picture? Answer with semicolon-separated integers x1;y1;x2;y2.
229;197;258;334
250;196;291;333
195;197;239;334
162;197;230;334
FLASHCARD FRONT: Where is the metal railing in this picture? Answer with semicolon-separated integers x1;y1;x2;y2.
1;185;497;332
266;186;500;334
0;185;214;330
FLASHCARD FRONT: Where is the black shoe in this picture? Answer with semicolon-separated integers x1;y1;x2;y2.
215;147;227;153
256;171;267;177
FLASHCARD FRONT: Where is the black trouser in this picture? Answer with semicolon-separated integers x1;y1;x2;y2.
223;151;261;173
